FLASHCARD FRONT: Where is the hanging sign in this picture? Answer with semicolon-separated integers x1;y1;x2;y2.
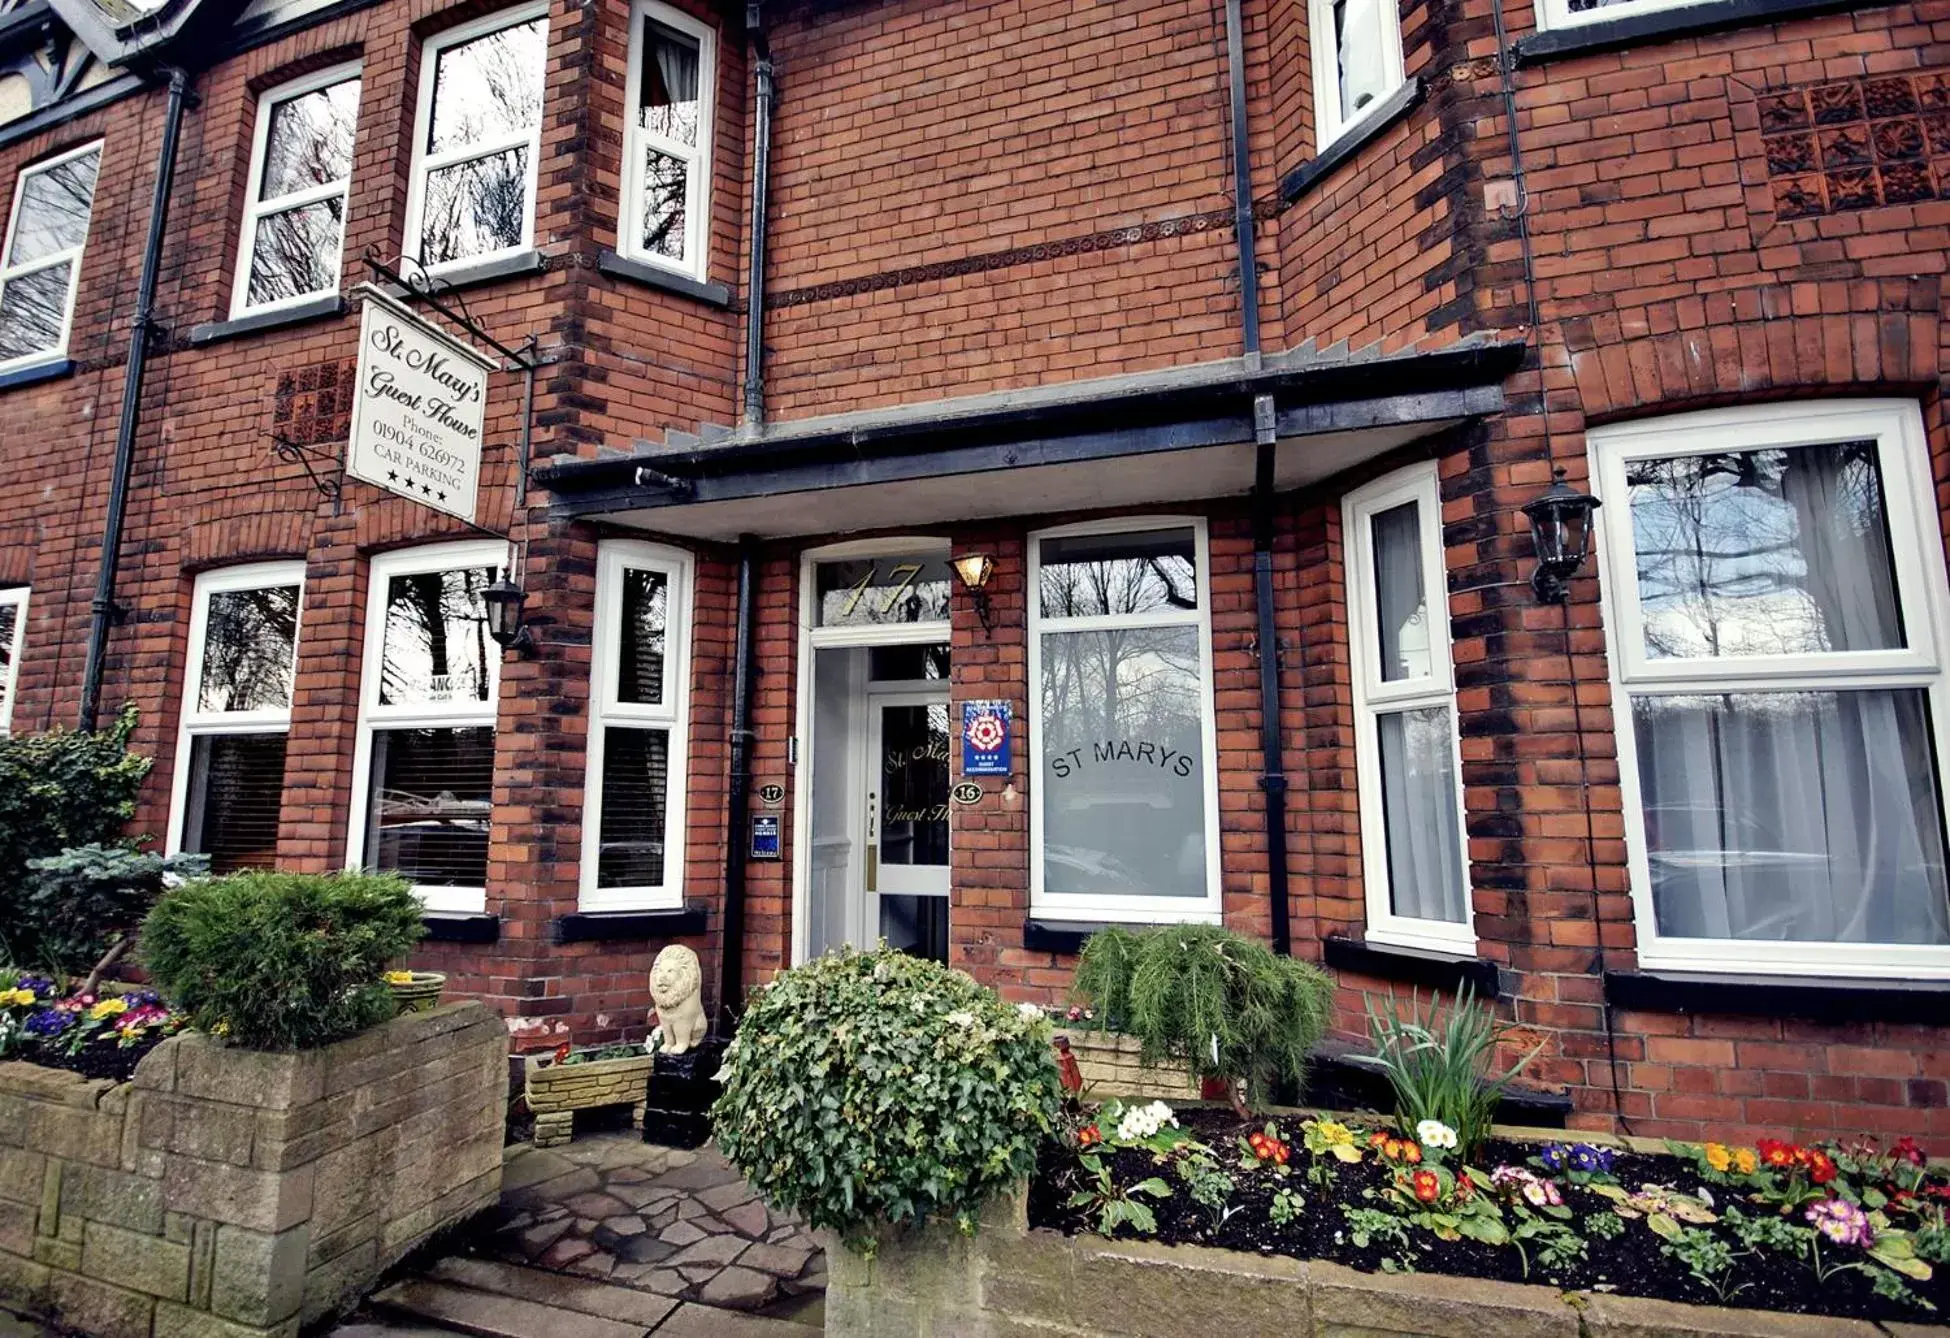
345;285;494;523
961;700;1012;777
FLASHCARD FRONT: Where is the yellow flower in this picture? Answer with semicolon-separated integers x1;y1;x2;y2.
212;1020;231;1037
1316;1121;1355;1147
1733;1147;1758;1176
384;971;415;985
1704;1142;1731;1172
88;998;129;1021
0;989;34;1007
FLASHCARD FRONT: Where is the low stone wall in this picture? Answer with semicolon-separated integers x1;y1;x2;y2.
1057;1031;1199;1102
0;1001;507;1338
824;1189;1901;1338
522;1049;653;1148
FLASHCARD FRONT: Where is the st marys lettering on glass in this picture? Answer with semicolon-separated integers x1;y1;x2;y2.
345;289;492;522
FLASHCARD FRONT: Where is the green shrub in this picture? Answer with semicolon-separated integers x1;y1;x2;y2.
1071;923;1336;1111
713;947;1062;1249
1364;985;1545;1159
19;843;207;977
141;871;425;1050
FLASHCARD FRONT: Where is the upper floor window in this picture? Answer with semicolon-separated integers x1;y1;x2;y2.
1593;400;1950;979
1029;520;1221;923
169;565;303;873
1344;464;1472;953
621;0;714;280
0;587;26;735
1308;0;1404;150
0;142;102;371
405;6;548;274
232;65;362;317
1537;0;1708;29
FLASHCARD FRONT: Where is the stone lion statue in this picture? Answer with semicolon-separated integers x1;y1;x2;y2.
649;944;708;1055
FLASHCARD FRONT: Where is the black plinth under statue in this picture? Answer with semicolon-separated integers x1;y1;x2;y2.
641;1038;726;1149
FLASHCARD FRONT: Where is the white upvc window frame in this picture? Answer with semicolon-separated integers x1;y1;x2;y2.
166;562;306;858
1307;0;1405;153
229;63;363;319
347;540;507;914
0;586;26;735
401;3;549;277
1535;0;1710;31
0;140;103;375
619;0;715;282
1592;398;1950;979
579;540;694;912
1027;515;1224;925
1344;463;1475;954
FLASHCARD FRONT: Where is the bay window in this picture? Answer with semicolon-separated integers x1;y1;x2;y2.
581;541;693;911
1307;0;1404;150
621;0;714;280
0;586;25;735
1593;400;1950;977
1344;464;1473;952
169;565;303;873
232;65;361;316
405;6;548;273
349;542;505;913
0;141;101;371
1029;520;1221;922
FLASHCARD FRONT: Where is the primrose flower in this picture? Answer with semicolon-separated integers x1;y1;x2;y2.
1114;1101;1178;1143
1733;1147;1757;1175
1416;1120;1458;1150
0;989;35;1007
1758;1138;1798;1169
1410;1169;1442;1204
1568;1144;1614;1174
23;1010;73;1038
88;997;129;1021
1894;1136;1926;1167
1313;1121;1355;1148
1806;1197;1874;1248
1015;1002;1045;1022
1704;1142;1732;1173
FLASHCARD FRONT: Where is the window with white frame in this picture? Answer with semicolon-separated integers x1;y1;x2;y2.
1308;0;1404;151
349;542;505;913
168;565;303;873
621;0;714;280
1535;0;1711;31
581;542;693;910
405;6;548;273
1030;520;1222;922
1593;400;1950;978
0;586;26;735
0;142;102;372
232;66;361;317
1344;464;1473;952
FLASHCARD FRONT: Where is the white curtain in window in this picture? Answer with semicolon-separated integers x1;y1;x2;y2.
652;31;699;112
1379;706;1468;923
1336;0;1391;120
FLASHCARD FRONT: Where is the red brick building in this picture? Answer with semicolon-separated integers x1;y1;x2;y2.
0;0;1946;1146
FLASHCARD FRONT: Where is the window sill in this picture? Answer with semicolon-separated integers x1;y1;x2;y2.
1280;77;1424;206
1323;934;1502;998
1024;920;1114;955
188;293;348;347
381;249;547;300
0;357;73;393
1605;968;1950;1026
596;250;733;308
422;912;500;944
554;905;708;944
1515;0;1859;65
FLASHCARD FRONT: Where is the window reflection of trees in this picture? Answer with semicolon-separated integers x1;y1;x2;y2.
198;586;300;713
419;19;545;264
246;79;358;305
420;148;529;264
1039;537;1200;746
379;568;494;705
0;148;99;361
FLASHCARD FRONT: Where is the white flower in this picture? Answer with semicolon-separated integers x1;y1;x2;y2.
1115;1100;1178;1143
1017;1002;1045;1021
944;1010;976;1029
1416;1119;1458;1150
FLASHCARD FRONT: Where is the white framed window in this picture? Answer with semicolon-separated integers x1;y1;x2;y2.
167;564;304;873
403;4;549;274
0;141;102;373
1029;518;1222;923
0;586;26;735
1593;400;1950;979
1308;0;1404;151
1344;464;1474;953
1535;0;1710;31
580;541;694;911
231;64;362;318
348;541;507;914
620;0;714;281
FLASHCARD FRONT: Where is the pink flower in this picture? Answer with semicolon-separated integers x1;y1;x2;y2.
1806;1198;1874;1248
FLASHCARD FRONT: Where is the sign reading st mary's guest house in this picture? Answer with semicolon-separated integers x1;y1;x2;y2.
346;286;494;523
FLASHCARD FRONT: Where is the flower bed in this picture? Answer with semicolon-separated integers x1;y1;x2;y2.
0;973;185;1083
1028;1104;1946;1324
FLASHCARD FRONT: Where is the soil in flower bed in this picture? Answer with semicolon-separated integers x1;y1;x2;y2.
1028;1108;1949;1324
17;1032;169;1084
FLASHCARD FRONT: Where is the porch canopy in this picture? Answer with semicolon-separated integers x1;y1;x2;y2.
535;336;1526;541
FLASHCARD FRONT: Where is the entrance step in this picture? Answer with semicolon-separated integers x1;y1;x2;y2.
372;1280;653;1338
374;1267;823;1338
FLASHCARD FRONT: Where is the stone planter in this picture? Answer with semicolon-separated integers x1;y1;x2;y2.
0;1000;507;1338
387;971;448;1015
1053;1028;1199;1101
824;1185;1897;1338
523;1046;655;1148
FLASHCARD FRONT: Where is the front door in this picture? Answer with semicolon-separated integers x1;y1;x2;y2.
865;690;951;961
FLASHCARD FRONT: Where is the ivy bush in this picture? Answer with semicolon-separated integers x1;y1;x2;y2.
713;947;1063;1249
1072;923;1336;1111
141;871;425;1050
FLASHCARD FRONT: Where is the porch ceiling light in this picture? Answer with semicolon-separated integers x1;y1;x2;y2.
482;576;532;652
1522;467;1601;605
953;553;996;632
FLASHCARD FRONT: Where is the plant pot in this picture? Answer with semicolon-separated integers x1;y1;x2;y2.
523;1045;657;1148
387;971;447;1015
1051;1028;1200;1101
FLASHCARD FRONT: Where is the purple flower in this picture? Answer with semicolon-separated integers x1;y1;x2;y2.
1568;1143;1615;1174
17;977;53;999
1807;1197;1874;1248
23;1009;73;1037
1538;1144;1568;1172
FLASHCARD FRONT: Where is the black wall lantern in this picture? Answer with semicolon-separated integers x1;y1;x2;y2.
1522;467;1601;604
482;574;531;652
953;553;996;632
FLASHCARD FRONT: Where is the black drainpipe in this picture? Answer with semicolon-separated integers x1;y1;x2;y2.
717;536;759;1033
1222;0;1292;955
741;3;774;426
80;65;194;731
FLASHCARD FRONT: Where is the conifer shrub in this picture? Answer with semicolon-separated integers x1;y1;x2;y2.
1071;923;1336;1112
141;871;425;1050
